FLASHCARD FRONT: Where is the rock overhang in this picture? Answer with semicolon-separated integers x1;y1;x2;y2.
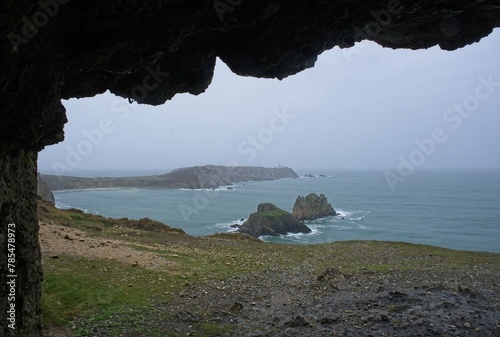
1;0;500;150
1;3;500;335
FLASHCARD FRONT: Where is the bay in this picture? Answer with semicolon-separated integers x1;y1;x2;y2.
53;169;500;253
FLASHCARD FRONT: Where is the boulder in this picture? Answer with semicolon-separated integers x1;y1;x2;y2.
292;193;336;221
239;203;311;238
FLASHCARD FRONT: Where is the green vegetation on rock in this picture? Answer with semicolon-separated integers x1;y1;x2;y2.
238;203;312;237
38;199;500;337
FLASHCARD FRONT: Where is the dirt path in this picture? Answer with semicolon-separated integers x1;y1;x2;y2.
39;223;175;270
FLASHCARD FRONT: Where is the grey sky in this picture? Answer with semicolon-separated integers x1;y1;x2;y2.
39;29;500;175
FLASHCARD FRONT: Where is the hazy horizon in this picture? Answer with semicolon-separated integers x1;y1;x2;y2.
39;29;500;175
39;166;500;179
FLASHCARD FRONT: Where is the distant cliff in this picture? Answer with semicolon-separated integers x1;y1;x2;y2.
42;165;298;191
159;165;297;189
37;173;55;204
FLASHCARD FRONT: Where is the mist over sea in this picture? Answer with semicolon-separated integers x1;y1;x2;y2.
53;169;500;253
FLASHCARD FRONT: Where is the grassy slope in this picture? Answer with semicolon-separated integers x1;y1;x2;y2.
38;199;500;336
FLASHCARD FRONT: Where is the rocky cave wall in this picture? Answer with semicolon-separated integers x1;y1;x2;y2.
1;1;500;336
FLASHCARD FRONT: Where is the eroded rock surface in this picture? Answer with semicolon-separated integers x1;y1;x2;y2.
293;193;337;221
36;173;55;204
2;1;500;151
239;203;311;237
42;165;297;190
1;2;500;336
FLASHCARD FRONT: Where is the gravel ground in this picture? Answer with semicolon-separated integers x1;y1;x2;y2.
150;264;500;336
39;217;500;337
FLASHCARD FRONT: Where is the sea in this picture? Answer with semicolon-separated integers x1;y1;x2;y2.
52;169;500;253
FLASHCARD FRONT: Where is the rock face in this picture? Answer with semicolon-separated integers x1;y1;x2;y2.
1;2;500;336
293;193;337;221
42;165;298;191
239;203;311;238
36;173;55;204
0;149;42;337
2;2;499;153
159;165;298;189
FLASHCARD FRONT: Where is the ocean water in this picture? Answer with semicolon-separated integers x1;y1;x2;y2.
52;169;500;253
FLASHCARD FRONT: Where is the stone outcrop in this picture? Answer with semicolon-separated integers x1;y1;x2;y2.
293;193;337;221
2;2;500;152
42;165;298;191
0;149;42;337
239;203;311;238
36;173;55;204
1;2;500;336
158;165;297;189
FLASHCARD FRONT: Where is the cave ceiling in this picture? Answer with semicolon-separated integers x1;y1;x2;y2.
1;0;499;150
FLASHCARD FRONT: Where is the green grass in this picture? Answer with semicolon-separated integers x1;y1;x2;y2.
258;208;290;218
39;200;500;336
42;257;174;327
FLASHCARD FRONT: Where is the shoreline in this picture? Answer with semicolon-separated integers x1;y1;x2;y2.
53;187;133;193
51;189;500;254
39;199;500;337
41;165;299;191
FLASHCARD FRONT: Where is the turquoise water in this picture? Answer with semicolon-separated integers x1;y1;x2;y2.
53;169;500;253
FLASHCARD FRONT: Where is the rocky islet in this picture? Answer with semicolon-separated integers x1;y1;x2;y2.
239;193;338;238
292;193;337;221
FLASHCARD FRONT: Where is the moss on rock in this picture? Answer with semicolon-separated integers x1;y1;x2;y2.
239;203;311;238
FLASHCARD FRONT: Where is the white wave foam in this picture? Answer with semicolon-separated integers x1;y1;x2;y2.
308;217;331;223
54;200;89;213
335;209;367;220
179;185;235;192
299;174;331;178
214;218;246;232
260;226;321;241
308;224;326;228
335;209;354;217
333;223;360;231
55;201;71;209
298;226;320;236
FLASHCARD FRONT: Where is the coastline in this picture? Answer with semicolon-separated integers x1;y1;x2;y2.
49;169;500;254
53;187;133;193
41;165;299;191
39;199;500;337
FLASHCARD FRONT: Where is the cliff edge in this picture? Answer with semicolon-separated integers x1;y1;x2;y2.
37;173;55;204
42;165;298;191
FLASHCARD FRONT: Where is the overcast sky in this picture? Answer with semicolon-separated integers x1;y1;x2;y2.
39;29;500;176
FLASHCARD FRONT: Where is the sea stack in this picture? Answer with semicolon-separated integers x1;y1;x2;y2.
292;193;337;221
238;203;311;238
